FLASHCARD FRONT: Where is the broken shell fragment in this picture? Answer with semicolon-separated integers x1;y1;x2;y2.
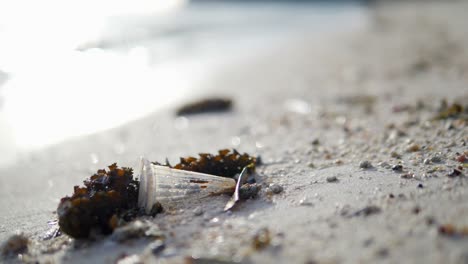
138;159;236;213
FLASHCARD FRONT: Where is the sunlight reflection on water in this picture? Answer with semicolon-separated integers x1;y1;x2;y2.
0;0;368;167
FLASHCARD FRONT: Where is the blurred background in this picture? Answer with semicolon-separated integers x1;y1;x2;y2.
0;0;368;168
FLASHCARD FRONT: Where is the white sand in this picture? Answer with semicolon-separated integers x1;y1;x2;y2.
1;2;468;263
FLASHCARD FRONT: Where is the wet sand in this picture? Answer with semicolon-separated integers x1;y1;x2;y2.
1;2;468;263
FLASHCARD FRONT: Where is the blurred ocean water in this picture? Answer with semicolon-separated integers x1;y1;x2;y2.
0;1;367;167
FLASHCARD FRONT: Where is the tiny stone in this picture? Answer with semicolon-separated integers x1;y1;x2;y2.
239;183;261;199
326;176;338;182
353;205;381;217
148;240;166;256
359;160;373;169
299;197;313;206
400;172;414;179
311;139;320;145
417;183;424;188
378;162;391;169
392;164;403;172
423;158;431;165
193;207;203;216
391;151;402;159
431;155;442;163
448;169;462;177
150;202;164;217
269;184;283;194
308;162;315;168
406;144;420;152
376;248;389;257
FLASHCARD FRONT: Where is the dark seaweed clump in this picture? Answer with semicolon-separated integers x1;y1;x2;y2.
57;164;139;238
155;149;256;178
176;98;232;116
432;100;467;121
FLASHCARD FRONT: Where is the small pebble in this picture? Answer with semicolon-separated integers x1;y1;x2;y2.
400;172;414;179
326;176;338;182
193;207;203;216
269;184;283;194
359;160;373;169
378;162;391;169
353;205;381;217
392;164;403;172
448;169;462;177
431;155;443;163
391;152;402;159
406;144;420;152
299;197;313;206
150;202;164;217
148;240;166;256
423;158;431;165
417;183;424;188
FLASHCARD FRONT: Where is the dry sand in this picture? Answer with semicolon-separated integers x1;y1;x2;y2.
1;2;468;263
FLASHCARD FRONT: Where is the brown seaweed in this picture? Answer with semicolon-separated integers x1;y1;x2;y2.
176;98;232;116
57;164;139;238
154;149;256;178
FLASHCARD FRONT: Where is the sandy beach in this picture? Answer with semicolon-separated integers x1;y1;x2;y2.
1;1;468;263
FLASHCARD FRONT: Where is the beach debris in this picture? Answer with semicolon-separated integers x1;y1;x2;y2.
252;228;271;250
225;167;251;211
139;149;257;213
163;149;256;177
57;164;139;238
176;97;232;116
359;160;373;169
438;224;468;237
1;234;29;256
56;150;256;239
42;220;61;240
138;162;236;212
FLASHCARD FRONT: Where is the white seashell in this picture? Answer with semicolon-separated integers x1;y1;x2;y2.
138;158;236;213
